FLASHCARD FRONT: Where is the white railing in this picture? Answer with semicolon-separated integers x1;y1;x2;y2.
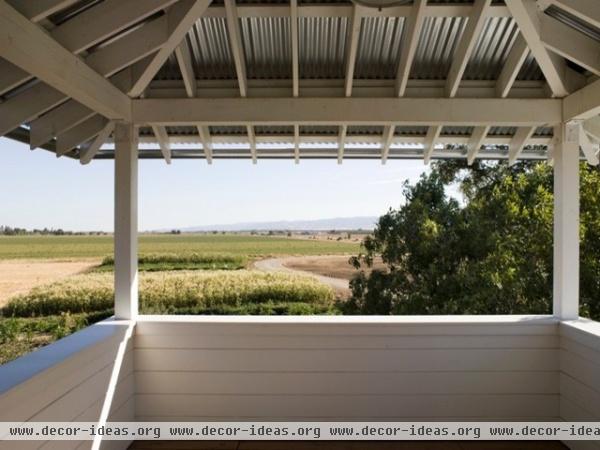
1;315;600;449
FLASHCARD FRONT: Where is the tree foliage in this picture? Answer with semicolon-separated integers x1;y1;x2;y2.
346;161;600;320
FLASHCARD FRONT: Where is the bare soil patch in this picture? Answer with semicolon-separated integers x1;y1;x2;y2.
282;255;387;281
0;259;99;307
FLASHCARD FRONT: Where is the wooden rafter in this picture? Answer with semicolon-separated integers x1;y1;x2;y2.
381;125;396;164
344;5;362;97
467;126;490;165
395;0;427;97
423;125;443;164
224;0;248;97
496;34;529;98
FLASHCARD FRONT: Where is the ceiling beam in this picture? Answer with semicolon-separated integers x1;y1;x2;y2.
6;0;80;23
563;78;600;121
55;116;108;155
505;0;571;97
578;122;600;166
129;0;211;98
381;125;395;164
152;125;172;164
344;5;363;97
0;0;176;95
542;0;600;30
290;0;299;97
423;125;443;165
224;0;248;97
496;34;529;98
467;125;490;165
0;1;131;120
395;0;426;97
337;125;347;164
28;68;134;148
247;125;257;164
196;125;213;164
175;39;197;98
539;13;600;77
132;97;562;126
446;0;492;98
508;126;537;165
80;121;115;165
294;124;300;164
201;3;512;19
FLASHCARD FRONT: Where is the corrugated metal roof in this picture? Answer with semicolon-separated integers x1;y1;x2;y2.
241;17;292;79
299;17;348;79
354;17;405;79
464;17;518;80
410;16;466;79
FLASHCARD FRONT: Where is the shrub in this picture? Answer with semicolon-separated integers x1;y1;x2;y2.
2;271;335;317
95;253;247;272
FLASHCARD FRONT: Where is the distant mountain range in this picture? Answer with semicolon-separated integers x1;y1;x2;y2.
177;216;378;232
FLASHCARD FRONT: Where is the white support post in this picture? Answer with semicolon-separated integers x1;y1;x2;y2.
114;122;139;320
553;122;580;320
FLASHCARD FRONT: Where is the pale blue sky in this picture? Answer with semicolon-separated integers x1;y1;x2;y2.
0;137;431;231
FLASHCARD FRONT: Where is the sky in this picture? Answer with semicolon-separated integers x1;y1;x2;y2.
0;137;432;232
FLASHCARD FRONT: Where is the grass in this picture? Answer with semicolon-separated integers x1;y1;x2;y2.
0;311;112;365
0;234;360;260
94;253;248;272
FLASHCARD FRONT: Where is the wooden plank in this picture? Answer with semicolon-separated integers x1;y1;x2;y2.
55;116;108;155
496;34;529;98
560;349;600;393
134;333;559;349
395;0;426;97
80;121;115;165
224;0;248;97
135;371;559;396
135;393;558;418
560;373;600;418
134;348;558;372
344;5;362;97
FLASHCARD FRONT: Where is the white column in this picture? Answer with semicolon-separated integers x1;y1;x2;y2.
553;122;580;320
114;122;138;320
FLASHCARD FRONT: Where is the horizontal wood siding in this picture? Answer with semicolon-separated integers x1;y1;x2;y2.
0;319;135;450
134;316;560;421
559;321;600;450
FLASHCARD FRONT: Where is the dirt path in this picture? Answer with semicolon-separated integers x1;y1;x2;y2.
254;255;352;294
0;259;99;307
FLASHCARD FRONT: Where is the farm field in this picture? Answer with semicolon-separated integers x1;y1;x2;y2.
0;233;363;364
0;234;360;260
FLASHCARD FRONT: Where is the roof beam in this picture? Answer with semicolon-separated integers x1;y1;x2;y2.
247;125;257;164
133;97;562;126
467;125;490;165
563;78;600;121
290;0;299;97
175;39;197;98
423;125;443;164
28;68;134;148
446;0;492;98
344;5;362;97
55;116;109;155
505;0;570;97
0;1;131;120
508;126;537;165
496;35;529;98
224;0;248;97
6;0;80;23
0;0;176;95
294;124;300;164
337;125;347;164
395;0;426;97
129;0;211;98
578;122;600;166
201;3;512;20
542;0;600;30
197;125;213;164
80;121;115;165
151;125;172;164
381;125;395;164
539;13;600;77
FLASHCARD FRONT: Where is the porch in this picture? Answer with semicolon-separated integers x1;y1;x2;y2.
1;0;600;448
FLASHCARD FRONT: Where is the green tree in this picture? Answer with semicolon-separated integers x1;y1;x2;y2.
346;161;600;320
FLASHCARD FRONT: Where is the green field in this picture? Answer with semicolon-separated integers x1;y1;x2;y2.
0;234;360;260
